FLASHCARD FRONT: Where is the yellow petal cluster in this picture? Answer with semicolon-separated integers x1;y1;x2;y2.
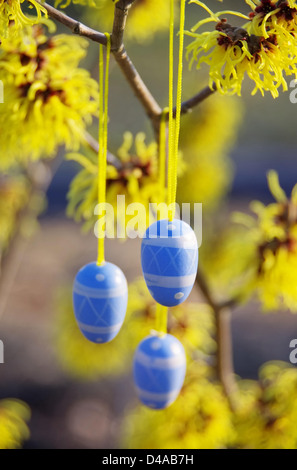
0;399;30;449
0;22;98;169
0;0;47;39
67;132;165;235
187;0;297;97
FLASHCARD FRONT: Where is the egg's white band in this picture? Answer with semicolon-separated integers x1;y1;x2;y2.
135;386;181;403
142;233;197;250
135;350;186;370
73;281;127;299
143;272;197;288
78;321;123;334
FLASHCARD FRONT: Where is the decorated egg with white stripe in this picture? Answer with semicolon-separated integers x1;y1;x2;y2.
73;262;128;344
133;333;186;409
141;219;198;307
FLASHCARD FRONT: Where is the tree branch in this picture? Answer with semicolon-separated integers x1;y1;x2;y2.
39;1;217;129
111;0;162;123
39;1;107;44
175;83;217;117
39;1;162;124
196;269;238;407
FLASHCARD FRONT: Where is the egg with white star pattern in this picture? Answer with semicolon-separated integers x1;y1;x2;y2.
133;333;186;409
141;219;198;307
73;262;128;344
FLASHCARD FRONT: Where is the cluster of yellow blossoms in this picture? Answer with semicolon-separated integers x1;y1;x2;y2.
187;0;297;96
67;132;169;235
55;276;297;449
0;399;30;449
235;362;297;449
0;21;98;170
202;171;297;312
0;0;46;39
124;360;297;449
246;171;297;311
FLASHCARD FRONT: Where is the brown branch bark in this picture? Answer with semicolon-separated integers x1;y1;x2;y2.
196;269;238;407
111;1;161;125
40;1;162;125
39;2;108;44
173;84;217;118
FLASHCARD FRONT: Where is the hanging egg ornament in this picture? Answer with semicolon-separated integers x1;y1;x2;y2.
133;333;186;409
141;219;198;307
73;262;128;344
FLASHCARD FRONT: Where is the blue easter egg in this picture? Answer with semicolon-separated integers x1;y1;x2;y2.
141;219;198;307
133;333;186;409
73;261;128;344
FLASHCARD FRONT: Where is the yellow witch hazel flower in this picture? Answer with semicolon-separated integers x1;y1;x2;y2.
0;0;47;39
201;171;297;311
0;21;98;170
0;399;30;449
187;0;297;97
67;132;166;236
56;0;174;43
235;362;297;449
234;171;297;311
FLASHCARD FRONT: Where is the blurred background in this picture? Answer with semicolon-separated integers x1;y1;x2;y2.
1;0;297;449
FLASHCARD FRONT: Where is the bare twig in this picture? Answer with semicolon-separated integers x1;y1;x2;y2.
39;1;162;125
38;1;107;44
111;1;162;124
173;84;217;118
39;1;218;128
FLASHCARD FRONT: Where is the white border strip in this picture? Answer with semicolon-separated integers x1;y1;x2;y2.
144;272;197;288
135;350;186;370
142;233;197;249
73;281;127;299
135;386;181;403
78;321;123;334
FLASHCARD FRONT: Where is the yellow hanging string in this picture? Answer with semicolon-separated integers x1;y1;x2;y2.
155;304;168;335
158;107;168;208
167;0;186;221
154;0;186;335
155;107;169;336
172;0;186;213
167;0;175;221
97;33;111;266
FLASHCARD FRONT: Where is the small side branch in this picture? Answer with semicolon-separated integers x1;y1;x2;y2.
40;2;107;44
170;84;217;119
40;1;162;123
